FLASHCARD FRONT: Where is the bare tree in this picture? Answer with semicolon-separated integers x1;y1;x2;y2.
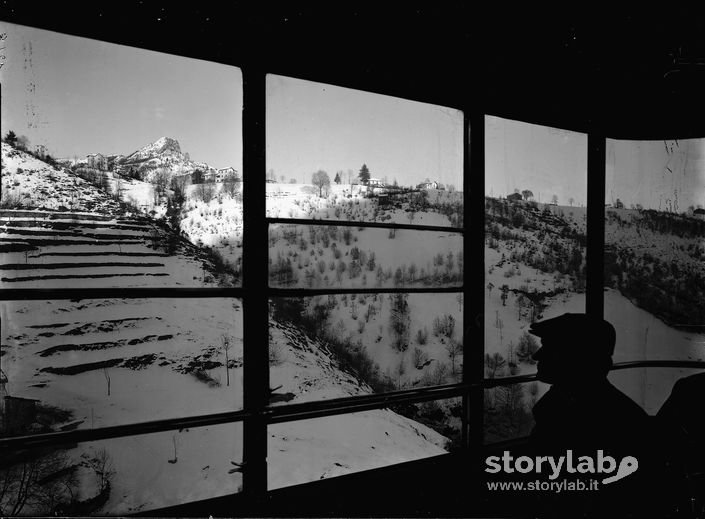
112;177;123;202
484;352;506;379
311;170;330;198
221;334;231;387
197;181;215;203
412;346;429;369
445;340;463;374
168;435;178;464
222;172;241;198
103;368;111;396
87;448;115;494
152;168;170;203
0;450;78;516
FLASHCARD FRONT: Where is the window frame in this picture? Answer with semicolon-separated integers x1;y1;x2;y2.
2;53;705;511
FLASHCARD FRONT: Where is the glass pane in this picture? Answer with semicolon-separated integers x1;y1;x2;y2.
608;367;705;415
0;423;242;515
0;23;242;288
269;294;463;404
268;224;462;288
484;380;549;444
268;397;461;490
605;137;705;412
1;298;242;433
266;75;463;227
484;116;587;377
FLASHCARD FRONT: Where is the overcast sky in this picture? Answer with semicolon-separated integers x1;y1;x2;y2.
0;22;242;170
607;138;705;211
485;115;588;206
266;75;464;188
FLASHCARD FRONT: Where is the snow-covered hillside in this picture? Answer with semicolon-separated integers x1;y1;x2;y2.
1;143;121;213
0;142;454;515
1;296;451;514
604;207;705;326
179;183;243;273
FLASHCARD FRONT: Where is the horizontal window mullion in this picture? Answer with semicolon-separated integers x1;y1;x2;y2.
0;409;252;451
609;360;705;372
0;287;243;301
266;383;469;425
267;217;464;234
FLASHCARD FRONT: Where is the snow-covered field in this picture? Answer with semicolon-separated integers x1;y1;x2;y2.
269;224;462;289
266;182;463;227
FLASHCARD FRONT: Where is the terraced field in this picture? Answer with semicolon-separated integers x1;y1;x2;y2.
0;209;236;288
0;206;247;513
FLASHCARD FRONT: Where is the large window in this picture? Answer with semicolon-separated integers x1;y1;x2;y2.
265;74;465;487
0;22;245;516
2;18;704;518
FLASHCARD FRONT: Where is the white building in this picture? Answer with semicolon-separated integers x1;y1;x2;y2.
417;180;439;190
216;167;238;182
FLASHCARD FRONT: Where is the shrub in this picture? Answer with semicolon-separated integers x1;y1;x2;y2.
432;314;456;340
416;326;429;345
413;346;429;368
516;332;540;363
389;293;411;351
192;369;220;387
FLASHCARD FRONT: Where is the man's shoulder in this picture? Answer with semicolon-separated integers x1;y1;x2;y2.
597;381;649;420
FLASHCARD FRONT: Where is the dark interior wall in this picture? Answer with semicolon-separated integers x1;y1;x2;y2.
3;3;705;137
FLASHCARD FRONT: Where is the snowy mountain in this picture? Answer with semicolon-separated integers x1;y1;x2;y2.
114;137;219;181
124;137;183;164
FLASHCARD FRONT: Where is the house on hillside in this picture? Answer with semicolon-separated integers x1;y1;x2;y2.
694;208;705;220
507;193;523;202
417;180;439;190
216;167;238;182
366;178;384;187
86;153;108;171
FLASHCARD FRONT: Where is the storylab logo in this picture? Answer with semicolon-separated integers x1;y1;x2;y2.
485;450;639;492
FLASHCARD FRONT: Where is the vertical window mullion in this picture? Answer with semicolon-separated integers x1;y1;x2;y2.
586;132;606;319
242;66;269;499
467;111;484;450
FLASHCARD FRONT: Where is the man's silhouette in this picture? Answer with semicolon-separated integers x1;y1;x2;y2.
529;313;649;452
527;313;657;517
